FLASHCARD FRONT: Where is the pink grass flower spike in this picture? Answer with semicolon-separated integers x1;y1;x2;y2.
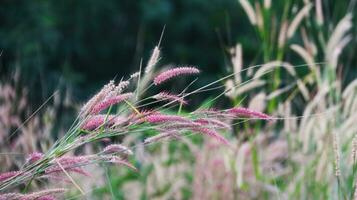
154;67;200;85
91;92;133;114
191;127;231;147
153;92;187;105
227;107;273;121
0;171;21;182
108;156;137;171
102;144;133;155
146;113;191;124
26;152;44;163
81;115;116;130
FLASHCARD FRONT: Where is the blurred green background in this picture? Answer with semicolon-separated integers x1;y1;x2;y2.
0;0;247;104
0;0;355;107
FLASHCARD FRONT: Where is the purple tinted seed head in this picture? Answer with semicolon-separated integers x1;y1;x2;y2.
191;127;230;146
0;171;21;182
80;80;115;117
105;81;130;100
227;107;273;121
45;165;91;177
145;114;191;124
91;93;133;114
153;92;187;105
144;131;177;144
55;155;93;165
37;195;57;200
102;144;133;155
154;67;200;85
0;193;24;200
107;156;137;171
81;115;116;130
111;116;128;127
45;156;94;176
26;152;44;163
163;122;201;130
25;188;66;200
194;118;231;129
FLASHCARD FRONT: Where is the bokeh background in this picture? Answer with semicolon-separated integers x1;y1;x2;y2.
0;0;241;104
0;0;355;106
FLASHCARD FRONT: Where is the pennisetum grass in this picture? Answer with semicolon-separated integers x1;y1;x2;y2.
0;1;355;198
0;45;274;199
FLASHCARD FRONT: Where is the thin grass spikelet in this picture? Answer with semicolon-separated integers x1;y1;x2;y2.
325;14;352;70
0;188;66;200
235;80;266;96
130;71;140;79
102;144;133;155
194;118;231;129
153;92;187;105
232;44;243;85
227;107;273;121
352;134;357;164
145;46;161;74
145;113;192;124
191;127;230;146
115;81;129;94
253;61;296;79
263;0;271;10
239;0;257;25
144;131;179;144
162;122;202;130
255;2;264;31
25;188;66;200
37;195;57;200
0;171;21;182
153;67;200;85
45;156;93;177
54;155;93;166
107;156;137;171
26;152;44;164
91;92;133;114
0;193;24;200
81;114;116;130
333;132;341;178
278;21;288;49
287;3;313;38
80;80;115;117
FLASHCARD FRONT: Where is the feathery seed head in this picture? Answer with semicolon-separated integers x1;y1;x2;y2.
146;114;192;124
144;131;179;144
91;92;133;114
153;67;200;85
80;80;115;117
130;72;140;79
153;92;187;105
191;127;230;146
26;152;44;163
194;118;231;129
81;115;116;130
102;144;133;155
227;107;273;120
25;188;66;200
107;156;137;171
0;171;21;182
145;46;161;74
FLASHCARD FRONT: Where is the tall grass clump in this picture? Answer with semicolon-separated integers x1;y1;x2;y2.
0;44;273;199
211;0;356;199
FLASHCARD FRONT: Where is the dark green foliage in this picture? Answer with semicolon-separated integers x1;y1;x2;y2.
0;0;244;104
